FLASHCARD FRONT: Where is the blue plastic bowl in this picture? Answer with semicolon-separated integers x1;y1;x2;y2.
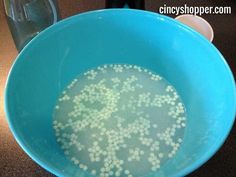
5;9;236;177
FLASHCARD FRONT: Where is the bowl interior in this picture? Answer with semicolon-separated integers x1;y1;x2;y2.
5;10;236;177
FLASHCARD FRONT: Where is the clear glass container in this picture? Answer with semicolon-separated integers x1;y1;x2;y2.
4;0;60;51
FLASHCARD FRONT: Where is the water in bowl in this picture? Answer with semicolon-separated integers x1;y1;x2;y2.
53;64;186;177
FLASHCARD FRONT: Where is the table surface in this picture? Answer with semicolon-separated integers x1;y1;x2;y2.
0;0;235;177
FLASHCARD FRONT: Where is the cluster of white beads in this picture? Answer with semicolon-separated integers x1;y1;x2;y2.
111;77;121;89
150;74;162;81
84;69;98;80
127;92;180;109
59;94;70;102
68;80;119;121
140;137;153;146
128;148;144;161
124;170;133;177
79;163;88;171
150;141;160;152
132;65;142;72
157;125;183;158
67;78;78;89
113;64;124;73
168;102;185;119
120;75;138;93
97;66;107;73
95;64;163;82
88;142;103;162
123;64;133;69
111;77;121;84
148;153;161;171
71;157;80;165
53;64;187;177
137;92;151;107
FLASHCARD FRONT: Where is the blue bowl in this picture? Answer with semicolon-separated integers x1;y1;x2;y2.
5;9;236;177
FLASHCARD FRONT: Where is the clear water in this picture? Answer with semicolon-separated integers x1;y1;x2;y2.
53;64;186;177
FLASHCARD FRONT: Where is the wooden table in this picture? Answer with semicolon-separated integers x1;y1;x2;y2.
0;0;235;176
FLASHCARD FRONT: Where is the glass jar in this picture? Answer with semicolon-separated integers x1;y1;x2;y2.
4;0;60;51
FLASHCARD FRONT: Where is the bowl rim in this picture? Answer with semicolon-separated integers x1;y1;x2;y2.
4;9;236;177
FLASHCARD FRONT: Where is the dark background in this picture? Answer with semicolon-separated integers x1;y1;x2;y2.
0;0;235;176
